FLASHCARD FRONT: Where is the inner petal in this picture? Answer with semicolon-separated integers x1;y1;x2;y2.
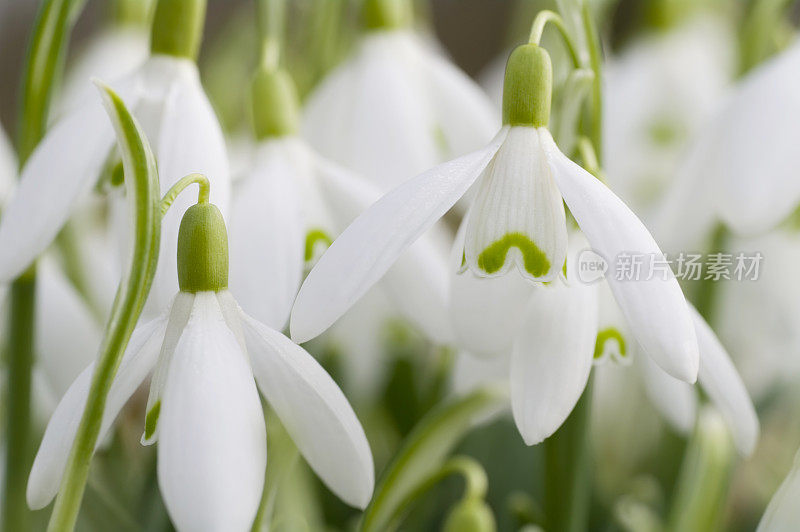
465;126;567;281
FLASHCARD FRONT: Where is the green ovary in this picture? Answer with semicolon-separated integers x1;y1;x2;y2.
477;232;551;277
593;328;627;360
144;400;161;440
304;229;333;262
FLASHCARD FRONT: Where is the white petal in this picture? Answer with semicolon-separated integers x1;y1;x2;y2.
465;127;567;281
290;129;508;343
691;306;759;456
141;292;195;445
228;140;304;331
310;150;381;229
35;259;103;397
449;220;534;355
157;292;265;532
0;125;17;206
240;311;373;508
541;129;699;382
419;48;499;156
511;282;598;445
27;315;167;509
758;448;800;532
146;61;230;314
0;100;115;281
713;40;800;235
638;348;697;434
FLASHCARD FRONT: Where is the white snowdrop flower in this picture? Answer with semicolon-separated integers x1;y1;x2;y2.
690;37;800;235
57;2;151;114
228;65;451;344
292;43;699;385
0;0;229;317
758;447;800;531
302;0;498;190
27;202;374;531
589;269;759;456
714;229;800;400
0;126;16;206
603;16;734;218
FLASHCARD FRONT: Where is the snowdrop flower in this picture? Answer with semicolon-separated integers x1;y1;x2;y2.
0;125;15;206
0;0;229;317
693;38;800;235
28;201;374;530
57;0;152;113
603;16;733;218
292;42;699;387
302;0;498;190
758;447;800;531
229;64;451;344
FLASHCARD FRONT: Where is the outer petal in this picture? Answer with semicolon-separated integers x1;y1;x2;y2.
157;292;265;532
141;292;195;445
541;129;699;382
146;60;230;314
511;281;598;445
758;448;800;532
691;306;759;456
465;127;567;281
36;259;103;397
0;100;116;281
419;47;499;157
27;315;167;509
290;129;508;343
713;40;800;235
240;311;374;508
228;140;304;331
449;219;534;355
638;349;697;434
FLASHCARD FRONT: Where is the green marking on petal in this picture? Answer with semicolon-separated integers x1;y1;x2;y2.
304;228;333;262
477;232;550;277
593;328;626;360
144;400;161;440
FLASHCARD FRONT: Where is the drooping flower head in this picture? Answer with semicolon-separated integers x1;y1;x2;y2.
28;192;374;530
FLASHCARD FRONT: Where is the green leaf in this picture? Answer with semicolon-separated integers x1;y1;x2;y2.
360;386;508;532
47;83;161;532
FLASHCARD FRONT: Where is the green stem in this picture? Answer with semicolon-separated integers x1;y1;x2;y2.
581;2;604;161
693;223;728;323
4;1;85;530
256;0;285;69
159;172;210;216
528;10;582;68
544;377;593;532
46;86;161;532
3;271;36;532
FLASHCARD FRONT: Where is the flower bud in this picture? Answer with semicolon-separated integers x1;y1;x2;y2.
363;0;411;31
443;498;496;532
251;67;299;139
502;44;552;128
177;202;228;293
151;0;206;61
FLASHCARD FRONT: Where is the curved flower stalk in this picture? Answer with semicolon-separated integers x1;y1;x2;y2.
228;62;451;347
0;0;230;317
302;0;498;190
56;0;153;113
29;199;374;531
292;41;699;388
603;16;734;219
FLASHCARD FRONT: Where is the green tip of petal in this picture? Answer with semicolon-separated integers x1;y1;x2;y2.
594;328;627;361
502;44;552;128
177;202;229;293
144;400;161;440
304;228;333;262
477;232;550;278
